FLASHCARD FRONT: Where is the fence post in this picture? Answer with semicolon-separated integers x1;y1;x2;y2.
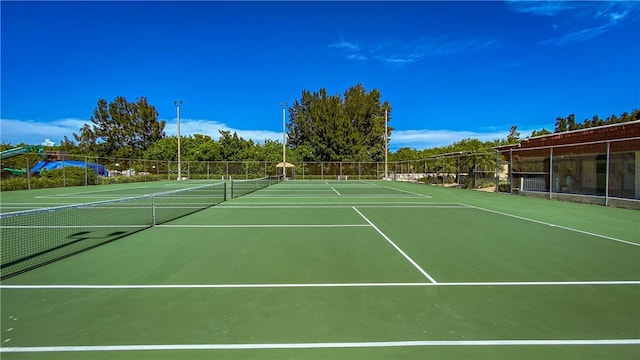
509;149;513;193
605;141;610;207
26;157;31;190
549;147;553;200
474;158;477;189
495;151;499;193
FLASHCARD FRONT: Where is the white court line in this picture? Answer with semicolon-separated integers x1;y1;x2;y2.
157;224;369;228
1;203;77;206
35;186;151;198
2;339;638;353
220;202;461;206
267;184;377;188
247;195;423;199
467;205;640;248
219;205;468;209
2;225;148;229
352;207;438;283
261;190;335;194
331;186;342;196
382;186;431;198
2;281;639;289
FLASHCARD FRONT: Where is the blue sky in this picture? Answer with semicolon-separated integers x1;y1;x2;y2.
1;1;639;151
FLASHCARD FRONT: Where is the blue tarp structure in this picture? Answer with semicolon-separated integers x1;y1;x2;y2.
31;161;109;177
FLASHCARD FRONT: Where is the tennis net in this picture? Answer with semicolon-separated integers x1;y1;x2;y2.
0;181;226;279
230;175;284;198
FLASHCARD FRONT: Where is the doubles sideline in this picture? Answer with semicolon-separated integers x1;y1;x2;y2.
3;281;639;289
2;339;639;353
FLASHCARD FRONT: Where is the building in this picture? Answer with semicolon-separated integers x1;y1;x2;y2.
496;121;640;209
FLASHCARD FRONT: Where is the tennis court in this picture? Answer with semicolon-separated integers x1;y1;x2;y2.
1;180;639;359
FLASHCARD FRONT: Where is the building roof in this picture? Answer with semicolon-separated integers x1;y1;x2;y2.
495;120;640;152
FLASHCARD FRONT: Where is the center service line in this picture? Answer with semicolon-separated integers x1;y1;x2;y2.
352;206;438;283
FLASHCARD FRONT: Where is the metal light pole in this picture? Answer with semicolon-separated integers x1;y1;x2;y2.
174;100;183;180
280;102;288;180
384;108;388;180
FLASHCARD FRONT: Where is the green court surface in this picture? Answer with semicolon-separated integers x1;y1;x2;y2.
1;180;639;359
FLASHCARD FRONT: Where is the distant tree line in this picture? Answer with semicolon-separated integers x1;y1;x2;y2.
2;91;638;167
530;109;640;137
35;86;394;164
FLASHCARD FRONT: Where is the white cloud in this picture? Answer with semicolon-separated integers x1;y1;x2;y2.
391;129;509;149
0;117;283;147
329;41;360;51
2;117;540;152
508;1;638;46
345;54;367;61
540;24;611;46
1;118;89;146
505;1;577;16
608;11;628;24
378;56;417;65
165;118;282;143
332;36;499;67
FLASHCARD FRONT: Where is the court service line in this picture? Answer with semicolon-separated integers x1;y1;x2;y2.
352;206;438;283
261;190;335;193
219;205;468;209
247;195;423;199
3;281;639;290
382;186;431;198
220;202;462;206
2;339;638;353
467;205;640;248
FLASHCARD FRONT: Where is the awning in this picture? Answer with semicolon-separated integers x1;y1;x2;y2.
275;162;295;168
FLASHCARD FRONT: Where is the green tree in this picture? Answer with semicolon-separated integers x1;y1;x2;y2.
567;113;579;131
554;116;567;133
58;136;77;153
530;128;551;137
218;130;255;161
389;147;421;162
74;96;165;158
254;139;284;162
344;84;392;161
288;84;393;162
506;125;520;144
183;134;222;161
